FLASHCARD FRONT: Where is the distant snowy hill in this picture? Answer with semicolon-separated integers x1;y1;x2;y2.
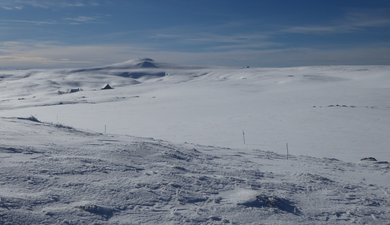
0;117;389;224
69;58;162;73
105;58;161;69
68;58;200;73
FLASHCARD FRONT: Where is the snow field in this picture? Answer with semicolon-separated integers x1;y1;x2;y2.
0;117;389;224
0;59;389;224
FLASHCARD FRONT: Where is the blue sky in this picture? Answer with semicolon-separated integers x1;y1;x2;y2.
1;0;390;68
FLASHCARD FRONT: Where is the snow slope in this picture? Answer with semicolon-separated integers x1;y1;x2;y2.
0;59;389;162
0;59;390;224
0;117;389;224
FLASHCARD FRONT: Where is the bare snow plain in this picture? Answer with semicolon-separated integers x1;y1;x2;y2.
0;58;389;224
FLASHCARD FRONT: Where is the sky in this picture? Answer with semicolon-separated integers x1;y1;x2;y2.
0;0;390;68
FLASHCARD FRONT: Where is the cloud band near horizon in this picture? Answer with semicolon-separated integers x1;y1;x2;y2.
0;0;390;68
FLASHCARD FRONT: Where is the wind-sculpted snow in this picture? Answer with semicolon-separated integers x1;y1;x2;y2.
0;118;389;224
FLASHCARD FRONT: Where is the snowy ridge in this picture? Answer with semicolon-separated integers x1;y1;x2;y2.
0;117;389;224
69;58;162;72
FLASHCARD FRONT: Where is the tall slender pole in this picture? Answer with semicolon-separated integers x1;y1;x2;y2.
286;143;289;160
242;130;246;145
104;124;107;134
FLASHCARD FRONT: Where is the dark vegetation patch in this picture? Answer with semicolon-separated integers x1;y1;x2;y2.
239;194;301;215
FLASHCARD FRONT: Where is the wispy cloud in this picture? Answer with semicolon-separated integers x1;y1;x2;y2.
0;41;152;68
0;19;57;26
63;16;100;24
0;5;23;10
0;16;101;27
344;10;390;28
0;0;101;10
1;40;390;69
284;10;390;34
149;30;278;51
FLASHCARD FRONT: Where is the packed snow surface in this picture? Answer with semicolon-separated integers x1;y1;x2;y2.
0;59;389;224
0;117;389;224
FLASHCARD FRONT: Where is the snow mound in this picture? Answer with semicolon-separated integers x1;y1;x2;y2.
105;58;159;69
134;58;158;68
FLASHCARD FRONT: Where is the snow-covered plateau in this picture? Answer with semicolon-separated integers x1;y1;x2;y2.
0;58;389;224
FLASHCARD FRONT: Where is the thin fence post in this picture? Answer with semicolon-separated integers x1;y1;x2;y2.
286;143;289;160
